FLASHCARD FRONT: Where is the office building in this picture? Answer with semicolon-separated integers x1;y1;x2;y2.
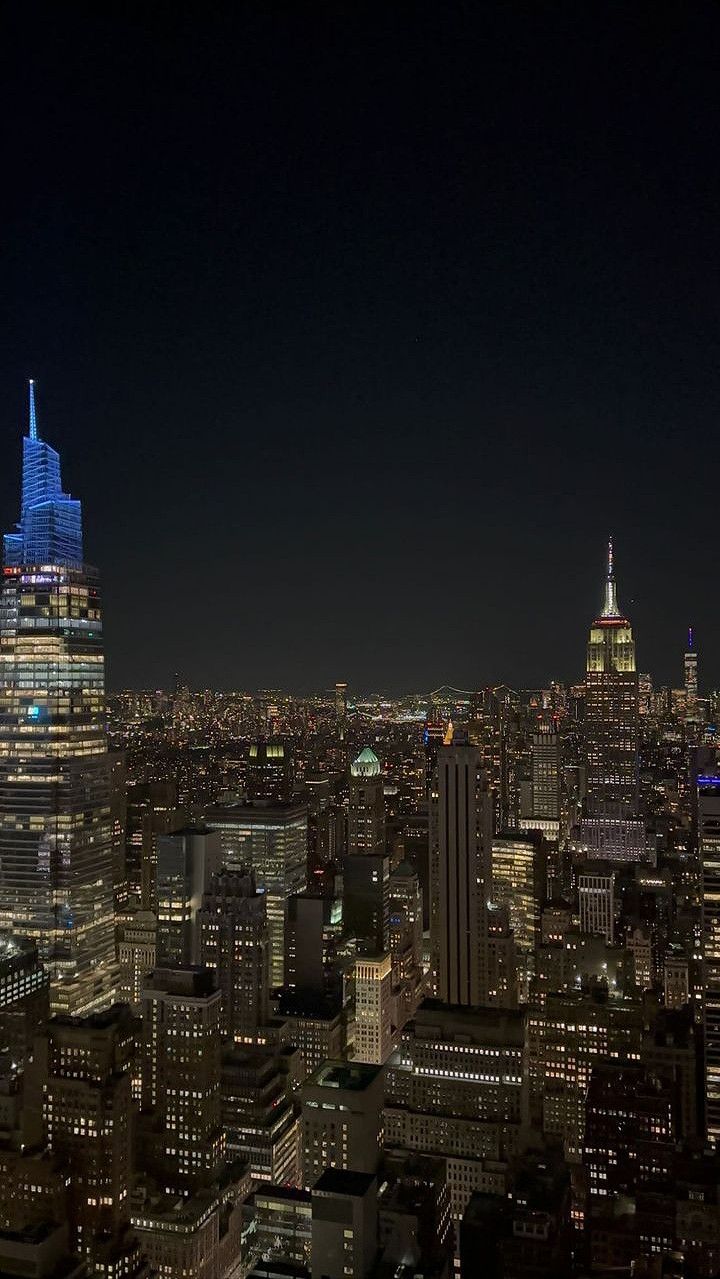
430;739;494;1005
246;738;294;802
699;774;720;1143
0;382;117;1015
304;773;344;875
109;750;128;908
117;908;157;1011
131;1177;246;1279
388;861;423;977
584;539;639;813
285;891;342;996
531;722;560;828
301;1060;385;1189
353;952;394;1065
485;901;520;1008
577;809;652;864
311;1169;377;1279
583;1062;676;1205
492;832;545;957
125;780;185;910
664;949;690;1009
199;868;270;1042
41;1003;139;1264
348;747;385;854
0;936;49;1061
376;1154;453;1279
205;800;307;985
221;1046;300;1186
578;868;616;942
343;851;390;952
249;1185;312;1271
460;1148;572;1279
685;626;699;722
156;826;221;966
275;991;345;1078
385;1001;527;1221
140;967;225;1192
528;988;647;1159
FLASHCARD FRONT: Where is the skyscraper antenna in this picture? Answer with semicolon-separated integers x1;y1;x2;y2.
28;379;37;441
601;535;620;618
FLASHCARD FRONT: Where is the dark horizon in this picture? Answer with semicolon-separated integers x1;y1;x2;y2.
3;4;719;693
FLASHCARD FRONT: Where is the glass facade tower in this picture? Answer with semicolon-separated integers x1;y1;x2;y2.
0;383;116;1014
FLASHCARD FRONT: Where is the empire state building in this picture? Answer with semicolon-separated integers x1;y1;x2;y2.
0;382;117;1014
584;539;639;814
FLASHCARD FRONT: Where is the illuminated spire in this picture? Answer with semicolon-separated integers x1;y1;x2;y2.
600;536;620;618
28;379;37;441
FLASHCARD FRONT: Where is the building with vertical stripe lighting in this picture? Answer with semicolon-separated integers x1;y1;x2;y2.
430;734;494;1005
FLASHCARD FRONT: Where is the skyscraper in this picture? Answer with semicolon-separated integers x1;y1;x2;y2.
430;737;494;1005
41;1003;139;1264
140;966;225;1192
155;825;221;966
699;774;720;1143
685;626;699;722
246;738;294;802
204;798;307;985
335;681;348;745
199;868;270;1041
348;747;386;855
584;539;639;814
0;383;117;1014
353;952;394;1064
530;721;560;829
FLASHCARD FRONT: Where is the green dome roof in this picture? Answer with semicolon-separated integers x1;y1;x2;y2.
351;746;381;778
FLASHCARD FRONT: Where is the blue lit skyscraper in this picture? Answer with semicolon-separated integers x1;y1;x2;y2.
0;383;116;1014
3;380;83;568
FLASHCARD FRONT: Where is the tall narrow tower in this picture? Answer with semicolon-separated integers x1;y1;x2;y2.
685;626;699;722
348;746;385;854
584;539;639;814
430;737;494;1005
0;382;117;1014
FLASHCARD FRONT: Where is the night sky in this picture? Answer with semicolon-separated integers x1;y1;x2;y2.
3;4;720;694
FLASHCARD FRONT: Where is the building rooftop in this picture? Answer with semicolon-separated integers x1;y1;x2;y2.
206;800;307;819
254;1185;311;1206
310;1060;384;1091
412;998;526;1039
278;990;343;1020
313;1169;376;1197
351;746;381;778
145;966;219;998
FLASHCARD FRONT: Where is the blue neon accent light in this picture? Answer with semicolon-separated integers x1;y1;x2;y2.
3;381;83;569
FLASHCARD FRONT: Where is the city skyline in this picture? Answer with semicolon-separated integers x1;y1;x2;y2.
3;10;720;1279
3;6;720;691
1;382;709;697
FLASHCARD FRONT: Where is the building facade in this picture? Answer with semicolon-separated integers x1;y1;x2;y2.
0;382;117;1015
585;540;639;814
430;740;494;1005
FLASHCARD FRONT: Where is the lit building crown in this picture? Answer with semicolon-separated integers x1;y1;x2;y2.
351;746;381;777
3;379;83;568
